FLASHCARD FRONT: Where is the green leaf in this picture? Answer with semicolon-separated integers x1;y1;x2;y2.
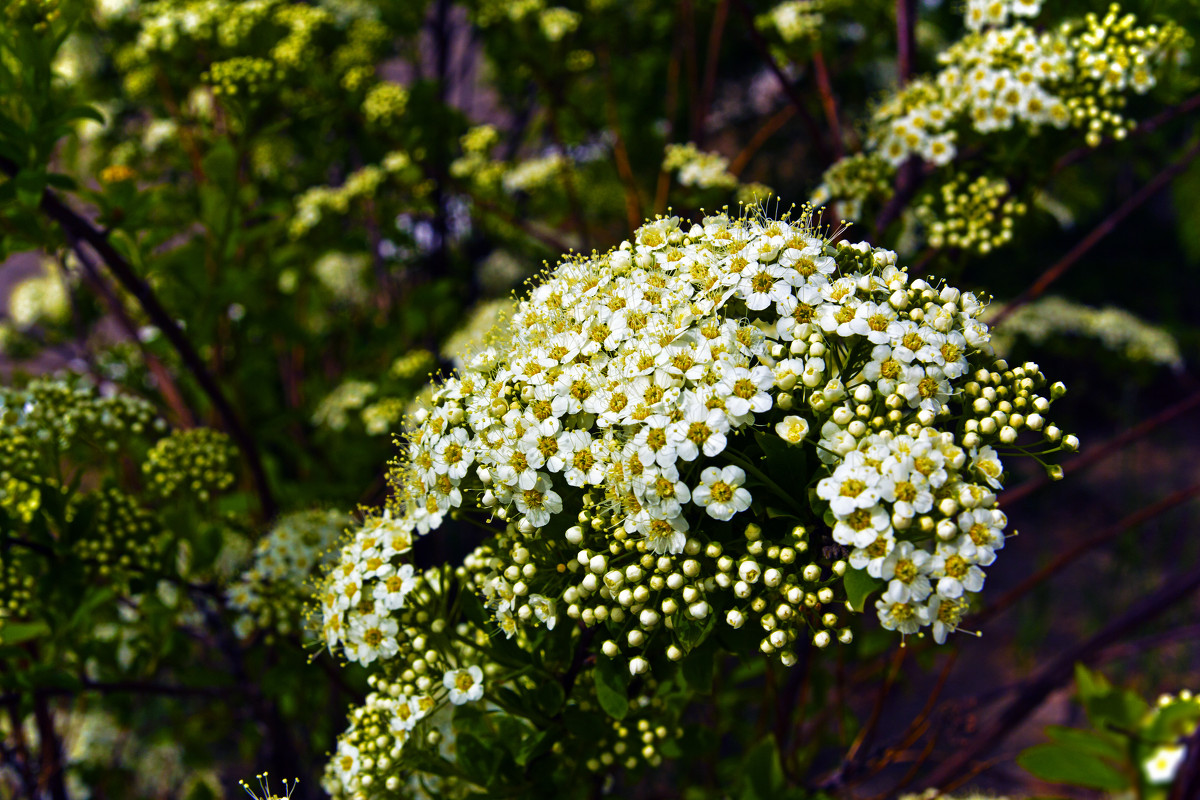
515;729;552;766
1017;744;1130;791
593;656;629;720
681;636;717;694
0;619;50;645
742;735;786;800
58;104;105;125
533;678;564;716
1043;726;1127;761
843;568;884;612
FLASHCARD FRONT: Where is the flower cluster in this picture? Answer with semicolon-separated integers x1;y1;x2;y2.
988;296;1183;371
812;1;1187;241
312;380;377;432
362;82;408;126
290;154;417;238
314;250;372;305
320;211;1071;689
67;487;163;580
808;153;895;222
502;153;568;195
757;0;824;44
663;144;738;191
229;509;347;638
142;428;238;502
871;2;1185;166
914;172;1026;254
203;56;281;96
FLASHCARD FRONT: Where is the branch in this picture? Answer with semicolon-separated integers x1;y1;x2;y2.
1000;388;1200;508
811;51;844;160
598;46;646;233
992;137;1200;326
696;0;732;149
734;0;832;164
0;157;277;520
922;563;1200;790
976;478;1200;629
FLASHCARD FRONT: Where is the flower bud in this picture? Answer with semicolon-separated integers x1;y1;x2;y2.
726;609;745;629
629;656;649;675
813;631;831;648
802;564;821;583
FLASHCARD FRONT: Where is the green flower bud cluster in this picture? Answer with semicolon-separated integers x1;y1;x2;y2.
67;487;162;579
203;56;281;96
271;4;333;70
663;144;738;191
0;378;161;458
362;399;407;437
472;0;544;28
449;126;507;190
333;18;390;91
0;551;36;619
913;172;1026;254
808;153;895;223
228;509;346;639
989;296;1183;371
538;7;580;42
291;156;414;238
4;0;60;31
141;428;237;502
391;350;436;381
363;82;409;126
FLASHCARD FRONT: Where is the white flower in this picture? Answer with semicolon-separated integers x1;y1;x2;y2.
1144;745;1187;784
513;475;564;528
875;584;925;635
669;403;730;461
528;594;557;629
372;564;417;611
971;445;1005;489
693;465;752;521
641;514;689;555
444;665;485;705
930;544;987;599
775;415;810;444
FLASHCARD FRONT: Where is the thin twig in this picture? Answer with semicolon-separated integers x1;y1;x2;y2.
992;137;1200;326
697;0;732;148
977;479;1200;628
811;51;844;159
733;0;831;163
654;42;683;215
1000;388;1200;508
922;564;1200;790
598;46;645;233
729;105;796;179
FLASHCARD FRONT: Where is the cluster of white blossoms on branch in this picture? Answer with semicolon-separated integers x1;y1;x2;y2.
317;209;1073;695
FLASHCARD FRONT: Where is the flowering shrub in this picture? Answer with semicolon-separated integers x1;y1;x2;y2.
316;211;1074;796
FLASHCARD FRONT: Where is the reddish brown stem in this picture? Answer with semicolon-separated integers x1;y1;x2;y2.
730;105;796;179
993;138;1200;326
923;564;1200;790
1000;388;1200;508
977;478;1200;629
812;51;844;159
598;46;645;233
696;0;731;148
896;0;917;85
